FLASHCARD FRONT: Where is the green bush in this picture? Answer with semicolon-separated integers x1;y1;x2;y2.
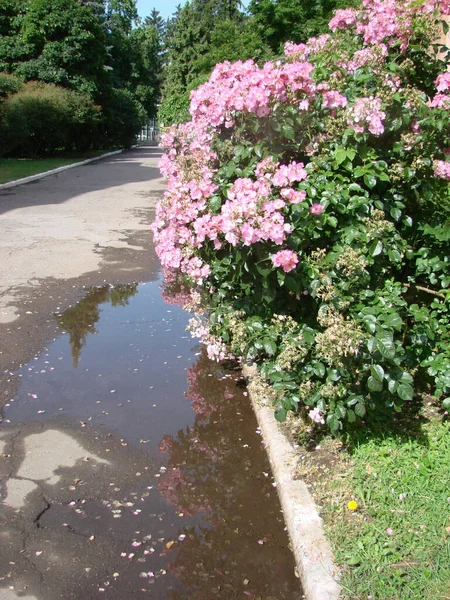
158;91;191;127
100;88;147;149
154;1;450;433
64;90;102;152
0;81;101;156
0;72;22;100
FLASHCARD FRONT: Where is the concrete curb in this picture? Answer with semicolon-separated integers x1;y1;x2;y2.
0;150;123;190
242;364;341;600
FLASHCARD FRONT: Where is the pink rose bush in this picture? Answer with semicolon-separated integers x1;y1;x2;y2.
153;0;450;432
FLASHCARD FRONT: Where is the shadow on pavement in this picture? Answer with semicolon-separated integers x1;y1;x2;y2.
0;146;164;216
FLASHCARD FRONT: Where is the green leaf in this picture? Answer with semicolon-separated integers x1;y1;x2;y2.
376;331;396;359
363;315;377;334
275;406;287;422
397;382;414;401
402;215;413;227
390;207;402;221
368;375;383;392
388;249;402;263
400;371;413;385
327;413;341;433
369;240;383;257
263;338;277;356
335;404;347;419
422;223;450;242
370;364;385;382
209;196;222;212
347;409;356;423
364;174;377;189
277;270;285;286
355;403;366;417
367;337;377;353
285;276;300;293
312;362;326;378
327;216;338;228
262;287;276;303
388;379;398;394
282;124;295;140
334;147;347;165
384;313;403;330
328;369;340;382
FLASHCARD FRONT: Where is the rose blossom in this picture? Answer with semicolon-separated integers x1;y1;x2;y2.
271;249;299;272
433;160;450;180
310;203;324;215
309;407;325;424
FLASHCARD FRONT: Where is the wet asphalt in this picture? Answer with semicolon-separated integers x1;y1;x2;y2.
0;147;302;599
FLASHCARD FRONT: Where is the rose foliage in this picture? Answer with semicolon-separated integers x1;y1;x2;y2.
152;0;450;433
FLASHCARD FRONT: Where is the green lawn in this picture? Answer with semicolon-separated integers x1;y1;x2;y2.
296;404;450;600
0;151;112;184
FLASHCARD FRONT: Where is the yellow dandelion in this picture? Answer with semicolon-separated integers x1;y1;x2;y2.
347;500;358;511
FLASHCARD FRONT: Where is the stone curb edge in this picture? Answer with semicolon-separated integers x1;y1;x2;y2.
242;363;341;600
0;150;123;190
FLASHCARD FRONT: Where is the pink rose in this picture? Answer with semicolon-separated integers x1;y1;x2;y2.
271;249;299;273
310;203;324;216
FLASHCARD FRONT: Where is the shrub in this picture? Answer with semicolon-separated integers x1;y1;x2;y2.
0;72;22;100
64;90;102;152
0;81;101;156
153;0;450;433
158;88;195;127
100;88;147;149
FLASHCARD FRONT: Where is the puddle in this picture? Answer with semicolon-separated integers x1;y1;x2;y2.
0;279;302;599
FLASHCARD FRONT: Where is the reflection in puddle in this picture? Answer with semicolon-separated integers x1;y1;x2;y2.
55;284;138;366
0;280;301;599
159;354;299;599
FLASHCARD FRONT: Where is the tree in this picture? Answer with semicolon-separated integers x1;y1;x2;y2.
10;0;108;96
0;0;164;152
191;18;271;76
145;7;166;39
249;0;360;53
0;0;28;73
128;21;163;116
159;0;262;125
104;0;138;35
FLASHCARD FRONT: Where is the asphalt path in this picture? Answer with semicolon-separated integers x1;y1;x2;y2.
0;145;301;600
0;146;165;599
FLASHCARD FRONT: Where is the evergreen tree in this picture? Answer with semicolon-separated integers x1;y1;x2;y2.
104;0;138;35
145;8;166;40
160;0;258;125
249;0;360;53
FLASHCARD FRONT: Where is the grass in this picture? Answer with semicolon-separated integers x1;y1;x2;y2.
0;150;111;184
294;404;450;600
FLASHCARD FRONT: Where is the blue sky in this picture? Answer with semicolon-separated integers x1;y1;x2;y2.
136;0;185;21
136;0;249;21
